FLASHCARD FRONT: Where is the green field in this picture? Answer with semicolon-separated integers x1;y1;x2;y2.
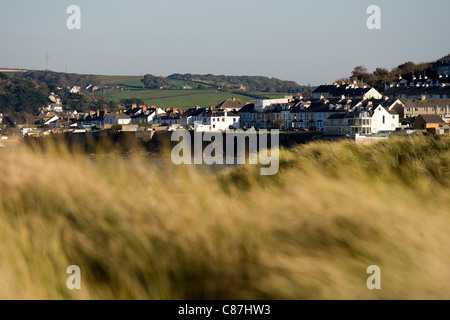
93;75;214;91
95;89;263;108
93;75;143;86
90;75;296;108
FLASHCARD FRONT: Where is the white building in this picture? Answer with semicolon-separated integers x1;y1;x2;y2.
46;104;63;113
105;113;132;125
254;98;290;111
369;104;400;133
69;86;81;94
325;104;399;135
195;111;240;132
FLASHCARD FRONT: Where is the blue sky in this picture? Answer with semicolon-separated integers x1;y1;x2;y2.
1;0;449;85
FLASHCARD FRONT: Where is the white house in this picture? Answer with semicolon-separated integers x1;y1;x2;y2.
46;104;63;113
324;104;399;135
181;107;206;126
195;111;240;132
369;104;400;133
105;113;132;125
69;86;81;94
43;115;60;131
254;98;290;111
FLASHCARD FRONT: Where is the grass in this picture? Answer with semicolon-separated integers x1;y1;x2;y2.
89;75;295;107
93;75;144;86
1;135;450;299
96;89;256;108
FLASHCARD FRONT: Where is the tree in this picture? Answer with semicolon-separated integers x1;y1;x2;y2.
142;74;168;89
274;118;286;129
351;66;368;79
397;61;417;74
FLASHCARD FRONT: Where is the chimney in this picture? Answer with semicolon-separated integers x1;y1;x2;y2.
232;97;236;101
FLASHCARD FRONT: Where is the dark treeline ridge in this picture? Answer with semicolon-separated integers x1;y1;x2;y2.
167;73;314;93
341;59;441;92
21;70;99;88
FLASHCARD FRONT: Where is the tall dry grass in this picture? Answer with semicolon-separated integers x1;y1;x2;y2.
1;135;450;299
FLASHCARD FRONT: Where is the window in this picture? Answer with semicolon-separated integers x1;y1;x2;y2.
213;125;215;129
233;118;236;122
222;118;225;122
382;116;385;124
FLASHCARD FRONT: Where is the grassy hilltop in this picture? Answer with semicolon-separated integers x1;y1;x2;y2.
1;136;450;299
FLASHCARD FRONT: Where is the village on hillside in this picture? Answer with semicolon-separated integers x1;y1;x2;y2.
1;54;450;143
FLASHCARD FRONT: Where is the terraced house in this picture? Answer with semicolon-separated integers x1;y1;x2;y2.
312;83;383;100
403;99;450;122
324;103;400;135
290;100;350;131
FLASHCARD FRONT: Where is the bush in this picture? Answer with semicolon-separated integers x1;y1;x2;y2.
111;124;122;131
426;127;437;136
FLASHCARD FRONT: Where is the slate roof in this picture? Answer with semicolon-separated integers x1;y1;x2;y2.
183;108;206;117
385;86;450;96
313;85;375;97
237;103;255;113
216;98;248;110
415;114;446;124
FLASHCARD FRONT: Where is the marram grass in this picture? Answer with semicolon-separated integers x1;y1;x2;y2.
1;135;450;299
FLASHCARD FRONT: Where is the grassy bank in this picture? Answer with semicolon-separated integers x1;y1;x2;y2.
1;136;450;299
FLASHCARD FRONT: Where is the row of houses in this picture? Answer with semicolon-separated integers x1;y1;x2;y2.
236;97;401;135
384;55;450;100
26;94;408;136
25;77;450;137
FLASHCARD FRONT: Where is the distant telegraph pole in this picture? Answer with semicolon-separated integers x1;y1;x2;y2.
45;54;49;71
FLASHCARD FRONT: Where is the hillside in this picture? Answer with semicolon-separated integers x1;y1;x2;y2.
0;69;313;110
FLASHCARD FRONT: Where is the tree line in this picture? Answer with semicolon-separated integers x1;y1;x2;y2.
22;70;99;88
340;60;437;92
166;73;314;93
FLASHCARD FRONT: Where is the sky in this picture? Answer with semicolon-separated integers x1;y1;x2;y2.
0;0;449;85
